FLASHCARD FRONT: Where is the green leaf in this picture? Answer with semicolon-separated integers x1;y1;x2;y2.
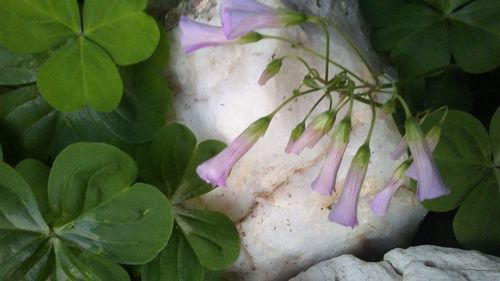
143;226;205;281
425;0;473;13
361;0;500;76
0;161;49;278
0;46;50;85
48;142;138;224
0;31;170;163
53;238;100;281
143;124;197;197
15;159;51;221
79;252;130;281
138;124;226;201
453;175;500;254
0;0;81;53
421;110;494;211
425;67;473;111
174;208;240;270
172;140;226;203
83;0;160;65
491;106;500;166
37;38;123;112
55;182;173;264
0;143;2;161
3;238;53;281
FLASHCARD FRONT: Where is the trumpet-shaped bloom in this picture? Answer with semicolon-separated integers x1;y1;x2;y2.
179;16;231;53
196;117;271;187
390;136;407;160
220;0;307;39
406;125;441;179
371;161;410;216
405;119;449;201
329;144;370;228
311;117;351;195
285;122;306;153
287;110;336;155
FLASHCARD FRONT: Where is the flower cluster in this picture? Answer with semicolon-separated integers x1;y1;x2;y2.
180;0;449;228
179;0;307;53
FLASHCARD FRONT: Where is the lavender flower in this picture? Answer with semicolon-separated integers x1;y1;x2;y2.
285;122;305;153
390;136;408;160
370;161;410;216
220;0;307;39
286;110;336;155
196;117;271;187
179;16;262;53
405;118;449;201
311;117;351;195
329;144;370;228
406;124;441;179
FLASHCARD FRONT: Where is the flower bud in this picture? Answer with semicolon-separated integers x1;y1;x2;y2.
258;58;283;86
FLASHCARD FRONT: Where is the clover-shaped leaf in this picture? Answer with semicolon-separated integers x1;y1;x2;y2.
0;31;169;164
361;0;500;77
421;109;500;254
0;46;50;86
138;124;241;279
0;0;160;112
0;142;173;279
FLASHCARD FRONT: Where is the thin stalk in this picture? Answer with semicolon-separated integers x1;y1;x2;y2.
301;92;330;123
323;19;378;85
269;88;320;117
283;55;314;72
261;34;366;84
364;92;377;144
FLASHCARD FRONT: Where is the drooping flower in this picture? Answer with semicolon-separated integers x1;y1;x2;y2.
258;58;283;85
179;16;262;53
370;160;411;216
179;16;230;53
390;136;408;160
196;117;271;187
329;144;370;228
286;110;336;155
220;0;308;39
405;118;449;201
311;117;351;195
285;122;305;153
406;124;441;179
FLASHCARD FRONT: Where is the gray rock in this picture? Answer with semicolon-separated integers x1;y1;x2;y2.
289;246;500;281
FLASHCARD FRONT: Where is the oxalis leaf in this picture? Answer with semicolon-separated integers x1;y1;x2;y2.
360;0;500;77
138;124;240;277
0;32;169;164
0;142;174;279
0;0;160;112
0;46;50;86
421;109;500;253
421;110;493;211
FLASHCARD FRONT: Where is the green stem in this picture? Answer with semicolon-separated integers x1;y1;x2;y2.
261;34;366;84
302;92;330;122
284;55;314;72
269;88;320;117
365;92;377;144
322;19;379;85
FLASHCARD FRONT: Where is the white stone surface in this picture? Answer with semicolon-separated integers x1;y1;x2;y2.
384;245;500;281
168;0;427;280
289;255;400;281
290;246;500;281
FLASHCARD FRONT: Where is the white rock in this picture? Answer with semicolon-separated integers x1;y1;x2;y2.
290;246;500;281
289;255;400;281
384;245;500;281
168;0;427;280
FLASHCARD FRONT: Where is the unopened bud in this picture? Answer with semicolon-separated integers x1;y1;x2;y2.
237;32;263;44
258;58;283;86
382;99;396;116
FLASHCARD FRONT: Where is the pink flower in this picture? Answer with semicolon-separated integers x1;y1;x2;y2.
311;117;351;195
370;161;410;216
405;119;449;201
406;125;441;179
287;110;336;155
329;144;370;228
196;117;271;187
220;0;307;39
179;16;231;53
